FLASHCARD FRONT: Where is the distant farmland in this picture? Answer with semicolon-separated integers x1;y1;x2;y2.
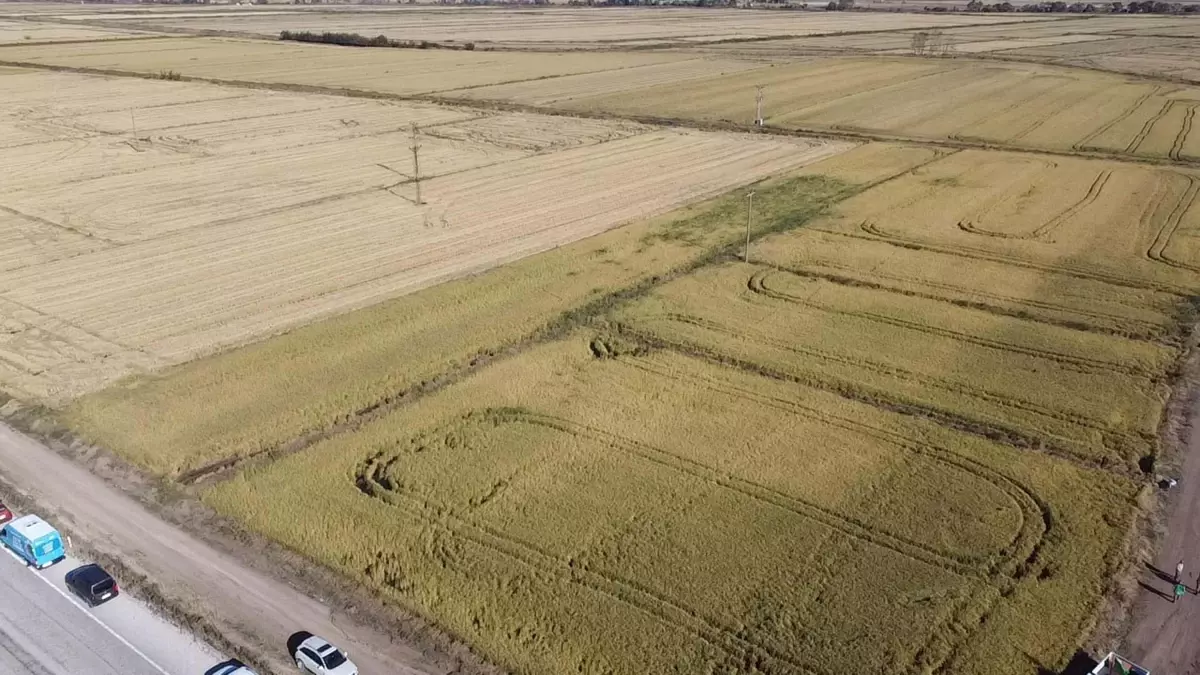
5;38;1199;163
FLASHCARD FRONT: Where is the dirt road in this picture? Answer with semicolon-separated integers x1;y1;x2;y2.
1125;393;1200;674
0;421;446;675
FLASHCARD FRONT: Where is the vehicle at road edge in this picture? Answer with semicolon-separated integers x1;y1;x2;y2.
207;662;259;675
65;562;119;607
0;514;65;569
294;635;358;675
0;502;11;525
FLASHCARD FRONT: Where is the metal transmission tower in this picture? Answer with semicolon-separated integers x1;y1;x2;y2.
754;86;765;127
410;122;424;205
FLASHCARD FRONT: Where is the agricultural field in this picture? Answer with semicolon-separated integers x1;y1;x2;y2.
0;18;149;44
689;17;1200;82
35;7;1061;49
5;37;1199;161
3;7;1200;675
0;37;707;95
63;139;1198;674
0;65;847;401
541;57;1200;161
205;336;1136;675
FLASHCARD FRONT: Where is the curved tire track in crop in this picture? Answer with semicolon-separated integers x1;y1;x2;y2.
956;168;1110;242
355;400;1048;675
769;256;1167;341
1171;104;1195;162
1127;99;1177;155
848;221;1191;295
623;312;1145;467
1073;85;1166;153
1146;174;1200;273
748;267;1153;378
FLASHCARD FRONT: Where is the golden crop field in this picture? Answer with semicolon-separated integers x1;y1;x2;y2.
806;148;1200;291
7;8;1200;674
64;138;1197;674
615;261;1169;466
0;66;848;401
65;169;857;477
204;336;1136;675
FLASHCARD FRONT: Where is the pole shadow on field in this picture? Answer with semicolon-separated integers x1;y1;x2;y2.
1138;580;1175;602
287;631;314;660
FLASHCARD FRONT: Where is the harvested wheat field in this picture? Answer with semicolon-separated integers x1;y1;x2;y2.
57;7;1059;49
539;57;1200;161
0;67;848;401
9;38;1200;162
0;18;148;44
666;16;1200;83
0;36;713;95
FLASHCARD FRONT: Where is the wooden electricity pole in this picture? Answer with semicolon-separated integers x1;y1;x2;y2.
410;122;423;205
754;86;765;127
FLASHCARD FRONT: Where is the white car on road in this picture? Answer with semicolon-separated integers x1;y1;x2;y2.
294;635;358;675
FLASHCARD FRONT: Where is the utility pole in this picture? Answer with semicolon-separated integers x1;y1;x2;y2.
130;108;137;139
745;191;755;264
410;122;423;206
754;86;765;127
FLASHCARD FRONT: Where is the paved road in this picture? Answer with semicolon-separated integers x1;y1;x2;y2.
0;541;221;675
0;422;443;675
